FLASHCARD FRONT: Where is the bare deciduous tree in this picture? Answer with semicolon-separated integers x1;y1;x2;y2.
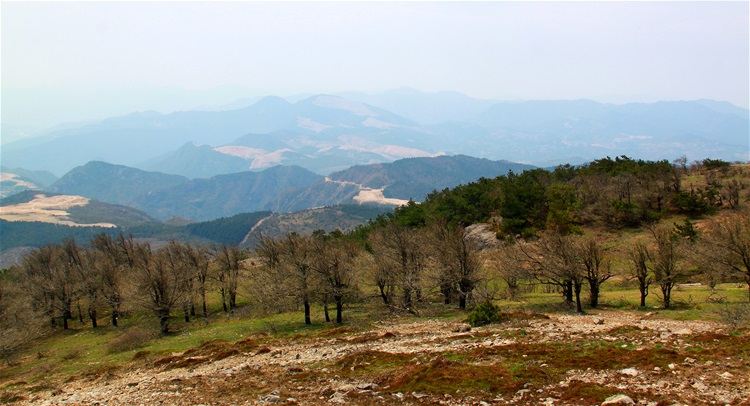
522;232;586;313
129;242;187;334
430;222;482;309
62;239;101;328
369;223;427;312
179;244;211;318
650;226;684;309
579;238;612;308
22;246;78;329
628;241;652;307
216;245;246;312
703;214;750;301
257;234;316;324
310;233;359;323
484;243;528;300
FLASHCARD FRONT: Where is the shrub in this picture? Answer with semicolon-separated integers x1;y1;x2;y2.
467;301;501;327
717;303;750;332
702;158;731;171
107;328;154;353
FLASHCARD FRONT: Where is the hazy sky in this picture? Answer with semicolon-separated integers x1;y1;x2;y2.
2;1;749;136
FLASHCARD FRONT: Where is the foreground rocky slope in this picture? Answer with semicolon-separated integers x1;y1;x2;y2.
12;310;749;406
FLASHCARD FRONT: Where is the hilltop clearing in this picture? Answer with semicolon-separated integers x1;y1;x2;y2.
5;307;748;405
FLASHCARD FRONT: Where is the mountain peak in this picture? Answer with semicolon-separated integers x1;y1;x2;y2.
251;95;291;109
303;94;377;116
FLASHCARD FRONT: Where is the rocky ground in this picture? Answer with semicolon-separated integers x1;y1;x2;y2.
6;310;750;405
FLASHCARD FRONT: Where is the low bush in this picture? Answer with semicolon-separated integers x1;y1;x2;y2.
107;328;154;353
467;301;501;327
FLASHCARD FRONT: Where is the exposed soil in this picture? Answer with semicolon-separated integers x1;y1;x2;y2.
6;311;750;405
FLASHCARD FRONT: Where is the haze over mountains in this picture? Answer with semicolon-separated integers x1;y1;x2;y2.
46;156;532;221
1;88;748;264
2;90;748;178
0;153;532;259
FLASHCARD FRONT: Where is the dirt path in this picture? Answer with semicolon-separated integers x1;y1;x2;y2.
15;311;750;405
240;214;274;246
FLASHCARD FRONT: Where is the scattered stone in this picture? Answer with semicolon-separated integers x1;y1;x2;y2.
329;392;348;403
667;363;676;370
593;317;605;325
393;392;405;400
691;381;708;391
260;394;281;403
451;324;472;333
601;394;635;405
619;368;639;377
356;382;378;391
720;372;733;379
412;392;428;399
683;357;696;364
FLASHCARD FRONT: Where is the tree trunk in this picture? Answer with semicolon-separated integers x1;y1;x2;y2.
639;289;647;307
563;280;573;303
159;310;170;335
303;299;311;325
201;288;208;318
220;289;228;313
183;305;190;322
111;308;118;327
77;302;84;324
335;295;343;324
323;299;330;323
89;307;98;328
589;281;600;308
63;307;72;330
403;288;412;309
378;285;390;305
458;294;467;310
574;281;583;314
661;284;672;309
229;291;237;311
190;302;196;317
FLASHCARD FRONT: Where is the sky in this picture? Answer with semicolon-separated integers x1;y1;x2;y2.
1;1;749;139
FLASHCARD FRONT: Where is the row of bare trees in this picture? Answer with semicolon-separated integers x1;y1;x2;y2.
3;209;748;356
488;211;750;311
15;235;246;335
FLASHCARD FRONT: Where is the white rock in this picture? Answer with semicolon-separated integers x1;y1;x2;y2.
260;394;281;403
601;394;635;405
691;381;708;391
619;367;639;377
356;382;377;391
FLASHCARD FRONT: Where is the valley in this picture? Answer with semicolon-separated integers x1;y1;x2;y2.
3;3;749;405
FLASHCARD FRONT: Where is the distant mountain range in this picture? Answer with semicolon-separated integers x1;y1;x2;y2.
1;89;748;265
329;155;534;200
2;91;747;178
46;155;530;221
